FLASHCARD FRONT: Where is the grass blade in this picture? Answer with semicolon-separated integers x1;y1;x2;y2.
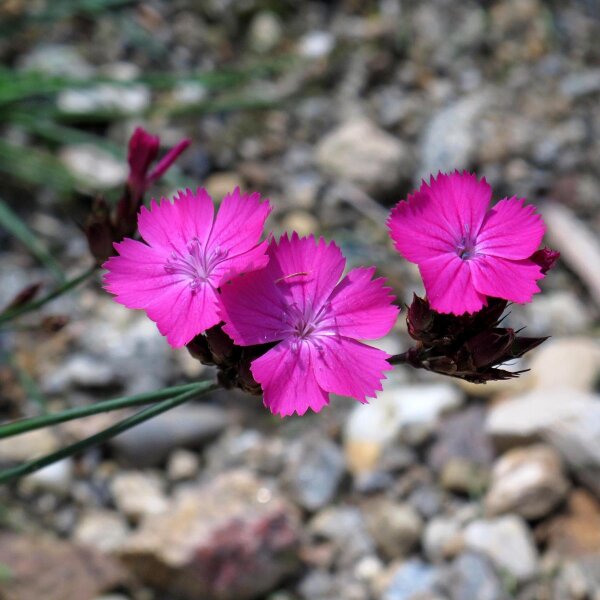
0;382;219;485
0;381;206;439
0;198;66;282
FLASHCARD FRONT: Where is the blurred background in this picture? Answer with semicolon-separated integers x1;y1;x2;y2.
1;0;600;599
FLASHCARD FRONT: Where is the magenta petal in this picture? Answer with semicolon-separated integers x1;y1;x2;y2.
137;189;214;252
267;233;345;315
312;335;392;402
477;196;545;260
103;239;174;309
470;255;543;304
424;171;492;239
388;189;456;263
321;267;399;339
147;138;191;184
220;268;289;346
208;188;271;258
419;253;487;314
251;340;329;417
145;280;221;348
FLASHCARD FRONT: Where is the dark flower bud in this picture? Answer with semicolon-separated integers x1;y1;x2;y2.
394;295;548;383
1;282;41;314
84;198;114;264
531;247;560;274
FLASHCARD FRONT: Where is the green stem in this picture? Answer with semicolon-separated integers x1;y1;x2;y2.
0;382;207;439
0;382;219;485
0;265;96;325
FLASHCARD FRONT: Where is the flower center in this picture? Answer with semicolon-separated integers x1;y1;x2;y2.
456;236;477;260
164;238;228;290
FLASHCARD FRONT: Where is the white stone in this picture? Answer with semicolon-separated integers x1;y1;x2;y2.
111;472;169;521
463;516;538;582
485;444;570;519
298;31;334;58
316;118;413;195
486;388;599;444
60;144;128;190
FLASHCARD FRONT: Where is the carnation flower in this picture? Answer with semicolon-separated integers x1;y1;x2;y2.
219;233;399;416
103;188;271;348
388;171;548;315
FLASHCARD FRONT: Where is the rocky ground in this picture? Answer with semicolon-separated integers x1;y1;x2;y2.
1;1;600;599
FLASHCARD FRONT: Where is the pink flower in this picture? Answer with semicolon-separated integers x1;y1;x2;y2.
127;127;190;201
219;234;399;416
388;171;547;315
103;188;271;348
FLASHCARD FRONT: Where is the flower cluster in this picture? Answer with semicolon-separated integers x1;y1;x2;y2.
102;132;558;417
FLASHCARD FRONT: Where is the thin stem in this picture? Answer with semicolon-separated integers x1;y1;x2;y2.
0;265;96;325
0;382;219;485
0;382;206;439
388;351;411;365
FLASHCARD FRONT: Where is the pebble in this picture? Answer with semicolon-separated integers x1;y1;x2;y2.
59;144;128;190
418;92;491;182
248;11;283;53
298;31;335;59
345;383;463;474
485;444;570;519
528;337;600;392
486;388;599;447
423;516;464;561
166;449;200;481
444;552;505;600
73;509;129;553
204;172;244;201
364;499;423;559
21;459;74;496
118;470;300;600
316;118;414;196
0;428;60;464
57;84;150;116
111;403;228;467
463;515;539;582
283;434;346;511
110;471;169;521
381;559;439;600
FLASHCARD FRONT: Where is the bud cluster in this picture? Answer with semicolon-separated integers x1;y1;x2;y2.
398;295;547;383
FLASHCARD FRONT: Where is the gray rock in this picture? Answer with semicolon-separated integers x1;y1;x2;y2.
21;459;74;496
117;470;301;600
110;472;169;521
543;401;600;499
57;84;150;116
382;559;439;600
59;144;128;190
486;389;599;447
248;11;282;53
74;510;129;553
345;383;463;474
309;506;375;567
423;516;464;562
485;444;570;519
19;44;94;78
111;403;228;467
418;92;491;182
42;355;115;393
316;118;414;196
365;499;423;560
528;337;600;392
560;69;600;98
283;434;345;511
463;516;538;583
428;406;494;493
444;553;506;600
